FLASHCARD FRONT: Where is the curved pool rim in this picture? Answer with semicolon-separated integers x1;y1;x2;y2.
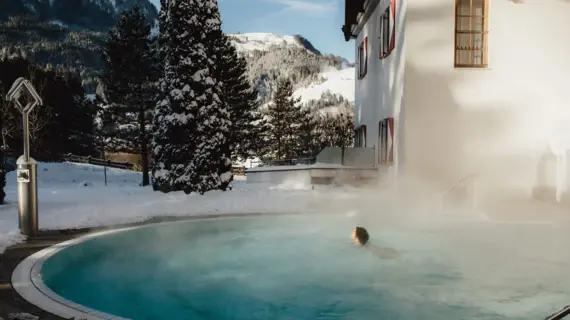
11;212;308;320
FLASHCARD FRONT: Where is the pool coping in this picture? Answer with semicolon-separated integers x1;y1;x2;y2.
11;213;308;320
12;227;135;320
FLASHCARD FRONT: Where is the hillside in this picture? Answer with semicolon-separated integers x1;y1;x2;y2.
226;33;354;104
0;0;158;82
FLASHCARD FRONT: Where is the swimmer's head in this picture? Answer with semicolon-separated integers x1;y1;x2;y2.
351;226;369;246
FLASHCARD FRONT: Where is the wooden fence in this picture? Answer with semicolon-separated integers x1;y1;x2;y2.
64;154;135;170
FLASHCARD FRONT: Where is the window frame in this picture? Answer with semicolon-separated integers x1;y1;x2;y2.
379;0;396;60
378;118;393;165
355;125;367;148
358;37;368;79
454;0;490;68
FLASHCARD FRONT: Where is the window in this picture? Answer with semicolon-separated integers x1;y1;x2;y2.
378;118;393;165
379;0;396;59
454;0;489;68
358;37;368;79
355;125;367;147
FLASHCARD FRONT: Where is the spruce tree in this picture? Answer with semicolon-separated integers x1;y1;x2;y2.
203;4;233;192
295;105;318;158
102;6;154;186
313;111;354;154
217;34;267;162
152;0;231;194
264;78;306;160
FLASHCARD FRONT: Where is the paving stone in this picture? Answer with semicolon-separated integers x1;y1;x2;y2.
8;313;39;320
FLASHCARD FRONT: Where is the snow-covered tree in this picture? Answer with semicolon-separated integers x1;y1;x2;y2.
216;34;267;162
152;0;232;194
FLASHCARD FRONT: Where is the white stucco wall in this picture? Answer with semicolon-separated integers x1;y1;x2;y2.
354;0;406;172
401;0;570;193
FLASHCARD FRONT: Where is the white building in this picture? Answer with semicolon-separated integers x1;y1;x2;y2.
343;0;570;200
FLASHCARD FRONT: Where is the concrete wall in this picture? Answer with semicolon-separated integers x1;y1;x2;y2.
246;167;312;185
354;0;407;172
401;0;570;194
315;147;376;167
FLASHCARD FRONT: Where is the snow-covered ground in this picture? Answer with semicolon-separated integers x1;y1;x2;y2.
0;162;352;254
294;67;355;104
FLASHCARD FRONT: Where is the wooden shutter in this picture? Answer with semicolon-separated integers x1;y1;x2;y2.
389;0;396;53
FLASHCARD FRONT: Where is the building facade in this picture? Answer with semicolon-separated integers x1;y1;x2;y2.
343;0;570;198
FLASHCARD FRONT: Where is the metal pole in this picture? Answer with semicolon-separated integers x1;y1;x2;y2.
22;112;30;162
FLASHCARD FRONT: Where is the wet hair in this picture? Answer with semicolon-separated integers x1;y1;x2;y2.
354;226;370;245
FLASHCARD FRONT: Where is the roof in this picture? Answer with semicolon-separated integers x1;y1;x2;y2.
342;0;364;41
341;0;380;42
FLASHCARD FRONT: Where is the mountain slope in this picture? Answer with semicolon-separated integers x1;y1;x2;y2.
293;67;355;104
0;0;158;30
0;0;158;82
227;32;354;104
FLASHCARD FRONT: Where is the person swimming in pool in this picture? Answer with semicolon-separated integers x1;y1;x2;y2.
351;226;398;259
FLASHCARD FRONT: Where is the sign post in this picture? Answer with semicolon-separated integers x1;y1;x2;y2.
6;77;42;237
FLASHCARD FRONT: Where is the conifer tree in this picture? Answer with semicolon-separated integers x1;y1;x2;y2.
152;0;231;194
264;78;307;160
295;105;318;158
202;4;233;192
216;34;267;162
102;6;154;186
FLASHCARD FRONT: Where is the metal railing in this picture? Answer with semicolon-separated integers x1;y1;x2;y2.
439;174;477;213
246;157;316;168
269;157;316;166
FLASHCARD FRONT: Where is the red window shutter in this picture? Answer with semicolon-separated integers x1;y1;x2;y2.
389;0;396;52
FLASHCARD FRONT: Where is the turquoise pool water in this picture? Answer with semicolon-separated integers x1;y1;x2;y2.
41;214;570;320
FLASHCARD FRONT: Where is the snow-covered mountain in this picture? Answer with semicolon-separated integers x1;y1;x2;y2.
228;33;320;55
226;32;355;106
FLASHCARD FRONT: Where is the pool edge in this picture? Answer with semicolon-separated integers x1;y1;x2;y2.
10;212;316;320
12;227;133;320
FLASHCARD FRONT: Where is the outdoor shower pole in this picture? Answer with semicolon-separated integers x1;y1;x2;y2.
22;112;30;162
6;77;42;237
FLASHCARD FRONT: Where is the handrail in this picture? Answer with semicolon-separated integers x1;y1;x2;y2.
440;174;473;197
439;174;477;212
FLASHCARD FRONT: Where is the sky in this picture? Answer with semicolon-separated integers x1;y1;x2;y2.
149;0;354;61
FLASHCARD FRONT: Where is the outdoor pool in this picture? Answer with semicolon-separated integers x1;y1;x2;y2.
33;214;570;319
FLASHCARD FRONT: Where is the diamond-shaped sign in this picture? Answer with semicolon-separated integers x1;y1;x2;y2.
6;77;43;114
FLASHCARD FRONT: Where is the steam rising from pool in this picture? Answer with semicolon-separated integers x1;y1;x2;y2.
40;201;570;320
